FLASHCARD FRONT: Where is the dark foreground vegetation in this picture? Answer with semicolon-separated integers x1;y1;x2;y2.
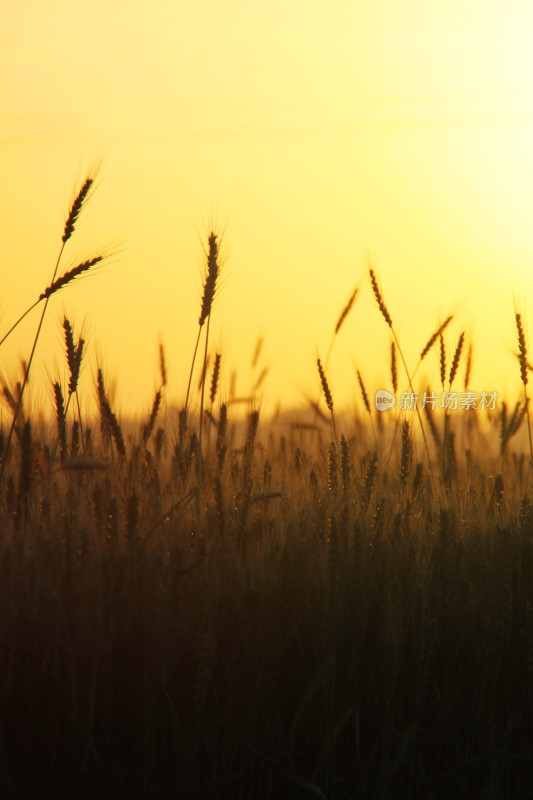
1;171;532;798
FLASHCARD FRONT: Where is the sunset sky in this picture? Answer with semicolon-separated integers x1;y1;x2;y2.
2;0;533;419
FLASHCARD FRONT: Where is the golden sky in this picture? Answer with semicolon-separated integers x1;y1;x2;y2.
2;0;533;418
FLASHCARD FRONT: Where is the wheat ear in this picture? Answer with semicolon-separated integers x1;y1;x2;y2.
185;232;220;413
369;267;432;470
0;169;99;483
516;312;533;471
317;357;337;440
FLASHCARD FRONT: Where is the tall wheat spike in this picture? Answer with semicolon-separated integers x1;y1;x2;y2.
0;168;100;483
390;341;398;394
449;332;465;387
369;267;432;470
185;232;220;413
317;357;337;440
197;234;220;500
515;312;533;471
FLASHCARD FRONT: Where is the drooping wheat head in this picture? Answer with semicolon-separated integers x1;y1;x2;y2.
335;286;359;336
420;315;453;363
369;269;392;328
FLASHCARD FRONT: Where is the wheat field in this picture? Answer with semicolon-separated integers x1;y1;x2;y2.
1;175;533;799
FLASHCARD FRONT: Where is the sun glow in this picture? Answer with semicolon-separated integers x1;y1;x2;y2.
1;0;533;415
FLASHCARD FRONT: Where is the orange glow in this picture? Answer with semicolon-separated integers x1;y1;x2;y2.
2;1;533;417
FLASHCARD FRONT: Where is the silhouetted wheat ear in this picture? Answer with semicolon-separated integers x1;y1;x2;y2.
2;383;20;418
63;317;84;395
516;314;528;385
499;401;508;452
317;358;334;413
340;435;350;494
356;370;371;416
335;286;358;335
515;312;533;472
40;257;102;300
197;354;210;391
390;341;398;394
464;344;472;390
53;381;67;463
210;354;221;405
96;369;111;438
500;400;527;456
96;369;125;458
449;332;465;386
62;176;94;244
199;233;219;327
251;336;263;368
400;420;411;486
509;402;526;438
159;343;167;387
420;315;453;361
369;269;392;327
143;390;162;443
64;318;76;377
439;335;446;387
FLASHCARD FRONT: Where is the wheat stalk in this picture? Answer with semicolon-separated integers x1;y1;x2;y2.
368;267;432;470
62;174;95;244
53;381;67;465
449;332;465;387
464;343;473;391
143;390;162;444
97;369;125;459
390;341;398;394
412;315;454;379
317;357;337;440
185;232;220;413
515;312;533;471
400;420;412;487
210;354;221;405
0;169;100;483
